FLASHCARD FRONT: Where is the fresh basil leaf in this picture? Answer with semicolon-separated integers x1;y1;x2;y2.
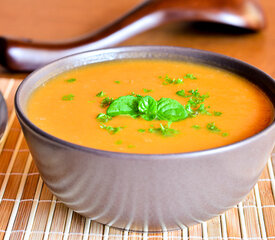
107;95;139;118
138;96;157;121
157;98;188;122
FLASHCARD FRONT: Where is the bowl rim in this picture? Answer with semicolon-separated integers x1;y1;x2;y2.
15;45;275;160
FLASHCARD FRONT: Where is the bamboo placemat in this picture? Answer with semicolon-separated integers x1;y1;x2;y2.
0;78;274;240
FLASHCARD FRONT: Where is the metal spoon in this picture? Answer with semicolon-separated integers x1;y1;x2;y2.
0;0;265;72
0;92;8;140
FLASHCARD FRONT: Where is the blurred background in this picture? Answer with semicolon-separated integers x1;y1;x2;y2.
0;0;274;76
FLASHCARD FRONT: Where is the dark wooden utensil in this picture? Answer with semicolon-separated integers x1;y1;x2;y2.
0;0;265;72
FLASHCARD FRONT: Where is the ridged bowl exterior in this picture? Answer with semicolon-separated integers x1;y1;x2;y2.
15;46;275;232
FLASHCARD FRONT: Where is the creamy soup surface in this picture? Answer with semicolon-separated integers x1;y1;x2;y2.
27;60;274;154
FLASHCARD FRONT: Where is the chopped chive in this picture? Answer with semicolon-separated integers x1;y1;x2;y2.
138;129;146;133
116;140;123;145
101;97;114;108
207;122;221;133
100;124;123;134
143;88;152;93
62;94;75;101
96;91;106;97
222;132;229;137
184;74;197;79
114;81;120;84
214;111;222;116
96;113;112;123
65;78;76;83
192;125;201;129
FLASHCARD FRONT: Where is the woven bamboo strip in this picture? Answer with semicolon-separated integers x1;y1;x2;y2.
189;224;202;240
220;214;227;240
267;158;275;199
0;132;29;240
9;164;41;239
103;225;110;240
238;202;248;239
48;201;68;240
0;117;21;171
0;132;24;200
182;227;188;240
23;177;43;240
63;209;73;240
29;184;53;240
0;110;16;152
202;222;208;240
123;230;129;240
258;166;275;238
225;207;241;239
5;161;39;240
3;154;32;240
128;229;143;240
68;212;86;240
83;218;91;240
108;226;123;240
109;227;123;240
88;221;104;240
167;229;181;240
206;216;222;240
147;232;163;240
254;184;267;240
242;192;261;239
43;195;57;240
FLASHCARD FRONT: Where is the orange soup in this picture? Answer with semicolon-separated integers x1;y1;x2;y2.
26;60;274;154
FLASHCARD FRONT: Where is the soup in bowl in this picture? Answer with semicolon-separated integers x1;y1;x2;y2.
15;46;275;232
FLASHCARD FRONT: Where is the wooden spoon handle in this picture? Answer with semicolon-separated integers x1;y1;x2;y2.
0;0;265;72
0;0;167;71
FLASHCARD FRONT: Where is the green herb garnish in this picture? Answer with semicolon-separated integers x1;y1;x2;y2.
107;95;139;117
106;95;188;122
192;125;201;129
96;91;106;97
128;144;135;148
114;81;120;84
207;122;221;133
138;129;146;132
62;94;75;101
65;78;76;83
149;122;179;137
197;104;211;115
143;88;152;93
184;74;197;79
162;75;183;85
97;113;112;123
101;97;114;108
100;124;123;134
138;96;157;121
214;111;222;116
157;98;188;122
222;132;229;137
115;140;123;145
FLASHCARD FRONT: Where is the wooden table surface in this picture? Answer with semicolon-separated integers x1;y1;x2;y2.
0;0;274;78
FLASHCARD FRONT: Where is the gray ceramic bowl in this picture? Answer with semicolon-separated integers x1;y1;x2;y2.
15;46;275;232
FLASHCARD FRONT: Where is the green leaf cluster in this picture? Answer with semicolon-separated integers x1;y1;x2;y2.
107;95;188;122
